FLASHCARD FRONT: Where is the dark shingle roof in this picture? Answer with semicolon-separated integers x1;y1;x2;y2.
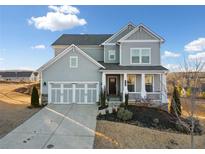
0;71;33;78
52;34;113;46
99;62;168;71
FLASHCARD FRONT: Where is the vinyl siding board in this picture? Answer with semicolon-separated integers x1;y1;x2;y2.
42;47;101;94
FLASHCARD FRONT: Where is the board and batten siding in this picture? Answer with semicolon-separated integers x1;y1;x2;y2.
120;42;161;66
42;48;102;94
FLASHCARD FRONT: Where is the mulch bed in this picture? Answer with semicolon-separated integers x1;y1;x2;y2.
97;105;204;135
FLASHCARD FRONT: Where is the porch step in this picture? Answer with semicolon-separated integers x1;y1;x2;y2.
108;97;121;101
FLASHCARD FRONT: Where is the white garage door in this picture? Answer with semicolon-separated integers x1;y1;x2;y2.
48;82;99;104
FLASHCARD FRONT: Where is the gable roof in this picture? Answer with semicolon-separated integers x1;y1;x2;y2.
51;34;112;46
101;22;136;45
37;44;105;72
118;24;165;43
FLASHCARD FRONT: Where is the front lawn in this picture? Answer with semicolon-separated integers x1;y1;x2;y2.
94;120;205;149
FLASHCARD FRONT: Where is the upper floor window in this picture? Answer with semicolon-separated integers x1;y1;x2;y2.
70;56;78;68
108;50;116;60
130;48;151;64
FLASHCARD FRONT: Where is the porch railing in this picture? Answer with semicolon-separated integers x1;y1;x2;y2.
128;92;161;102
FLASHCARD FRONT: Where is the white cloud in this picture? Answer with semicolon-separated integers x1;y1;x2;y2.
184;38;205;52
164;63;181;71
163;50;180;58
188;52;205;61
0;57;4;61
48;5;79;14
28;5;87;32
31;44;46;49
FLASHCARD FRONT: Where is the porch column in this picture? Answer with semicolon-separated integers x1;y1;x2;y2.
161;73;168;104
123;73;128;102
102;72;106;90
141;73;146;98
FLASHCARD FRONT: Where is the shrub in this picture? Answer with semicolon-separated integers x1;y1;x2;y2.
184;117;204;135
125;93;129;108
112;108;117;114
100;87;107;107
31;86;40;107
200;92;205;99
170;86;181;116
105;109;109;115
186;88;191;97
117;108;133;121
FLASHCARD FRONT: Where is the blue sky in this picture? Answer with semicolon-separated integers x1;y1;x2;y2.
0;5;205;71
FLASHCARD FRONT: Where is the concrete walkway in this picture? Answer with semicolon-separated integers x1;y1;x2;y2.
0;104;98;149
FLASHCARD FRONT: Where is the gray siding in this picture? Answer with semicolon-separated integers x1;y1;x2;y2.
78;45;104;62
120;42;161;66
136;74;141;92
42;48;102;94
154;74;160;92
127;28;156;40
109;25;134;43
104;45;119;63
53;45;104;62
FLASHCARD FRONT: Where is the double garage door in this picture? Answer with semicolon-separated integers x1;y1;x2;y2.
48;82;99;104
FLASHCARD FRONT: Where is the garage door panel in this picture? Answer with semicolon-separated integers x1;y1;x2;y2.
49;82;98;104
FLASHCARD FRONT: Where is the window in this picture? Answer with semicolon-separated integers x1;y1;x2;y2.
127;75;136;92
131;49;140;64
145;75;153;92
130;48;151;64
70;56;78;68
141;49;150;64
108;50;116;60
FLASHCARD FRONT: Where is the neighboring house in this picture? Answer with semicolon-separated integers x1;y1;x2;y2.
0;70;39;81
38;23;168;105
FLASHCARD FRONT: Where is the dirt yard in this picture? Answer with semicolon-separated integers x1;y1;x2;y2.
0;82;41;138
94;120;205;149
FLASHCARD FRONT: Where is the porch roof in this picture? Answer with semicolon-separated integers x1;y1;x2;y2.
98;62;168;71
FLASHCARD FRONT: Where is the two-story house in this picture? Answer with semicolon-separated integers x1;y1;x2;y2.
38;23;168;105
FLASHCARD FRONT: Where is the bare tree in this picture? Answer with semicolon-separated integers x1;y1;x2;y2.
177;58;204;148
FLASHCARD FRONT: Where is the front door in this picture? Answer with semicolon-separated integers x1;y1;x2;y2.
109;77;116;95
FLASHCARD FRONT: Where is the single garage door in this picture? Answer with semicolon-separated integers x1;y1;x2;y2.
48;82;99;104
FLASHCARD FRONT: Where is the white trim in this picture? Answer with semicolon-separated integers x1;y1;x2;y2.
108;50;116;61
118;24;164;42
141;73;146;98
119;44;122;65
130;48;151;65
101;43;116;46
37;44;105;72
101;22;136;45
69;56;78;68
119;40;160;43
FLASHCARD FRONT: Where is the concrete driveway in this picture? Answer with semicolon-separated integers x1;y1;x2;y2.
0;104;98;149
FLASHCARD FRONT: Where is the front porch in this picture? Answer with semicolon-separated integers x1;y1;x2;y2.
101;72;167;104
